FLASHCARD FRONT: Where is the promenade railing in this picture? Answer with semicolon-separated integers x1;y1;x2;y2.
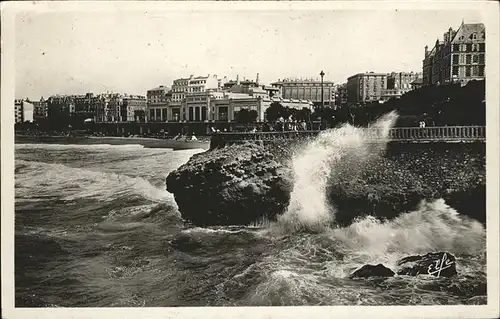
214;126;486;143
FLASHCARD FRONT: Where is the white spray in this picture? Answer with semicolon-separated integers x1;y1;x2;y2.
277;111;399;232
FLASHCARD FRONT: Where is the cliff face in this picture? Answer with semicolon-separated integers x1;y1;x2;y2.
327;142;486;226
166;141;485;227
166;142;293;226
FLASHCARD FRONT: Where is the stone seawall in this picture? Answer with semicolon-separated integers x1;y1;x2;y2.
166;141;486;227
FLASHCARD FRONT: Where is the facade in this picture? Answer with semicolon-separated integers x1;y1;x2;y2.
31;97;49;122
335;83;348;107
387;72;422;92
170;74;222;122
410;78;424;90
146;85;170;122
46;95;75;123
15;99;34;123
120;95;147;122
423;22;485;86
346;72;387;104
75;93;107;122
270;78;335;106
380;89;406;102
211;94;313;123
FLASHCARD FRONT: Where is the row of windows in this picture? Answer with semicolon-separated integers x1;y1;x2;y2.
281;83;335;88
452;65;485;77
452;43;485;52
452;54;484;64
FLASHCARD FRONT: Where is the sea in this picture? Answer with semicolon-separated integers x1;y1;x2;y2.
15;119;487;307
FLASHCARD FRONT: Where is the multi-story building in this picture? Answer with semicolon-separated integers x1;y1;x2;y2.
211;92;313;123
119;95;147;122
99;93;122;122
169;74;222;121
387;72;422;92
410;78;424;90
15;99;34;123
270;77;335;107
346;72;387;104
46;95;75;125
423;21;485;86
74;93;107;122
334;83;348;107
146;85;170;122
31;97;49;122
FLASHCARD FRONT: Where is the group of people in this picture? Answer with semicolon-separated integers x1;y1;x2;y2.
266;116;309;132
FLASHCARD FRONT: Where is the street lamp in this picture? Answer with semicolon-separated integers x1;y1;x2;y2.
320;70;325;108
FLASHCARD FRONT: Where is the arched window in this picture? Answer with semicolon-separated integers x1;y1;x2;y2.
472;33;477;40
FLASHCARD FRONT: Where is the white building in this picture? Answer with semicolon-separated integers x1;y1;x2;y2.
15;99;34;123
146;85;170;122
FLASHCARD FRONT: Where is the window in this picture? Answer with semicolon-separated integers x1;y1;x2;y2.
466;66;471;76
479;54;485;64
459;54;465;63
466;54;471;64
472;33;477;40
479;66;485;76
452;54;459;64
460;44;467;52
473;55;479;63
452;66;459;76
472;65;479;76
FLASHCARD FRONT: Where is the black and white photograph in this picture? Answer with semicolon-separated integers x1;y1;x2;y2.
1;1;499;318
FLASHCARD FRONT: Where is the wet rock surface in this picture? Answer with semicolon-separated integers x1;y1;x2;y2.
167;140;485;227
396;252;457;277
350;264;395;278
327;142;485;226
166;142;293;226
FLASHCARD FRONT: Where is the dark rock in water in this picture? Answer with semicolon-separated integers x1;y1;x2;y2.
397;252;457;277
350;264;395;278
166;142;293;226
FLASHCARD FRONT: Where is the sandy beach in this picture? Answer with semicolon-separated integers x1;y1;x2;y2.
15;135;210;150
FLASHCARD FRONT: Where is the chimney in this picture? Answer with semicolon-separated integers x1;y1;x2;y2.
256;73;260;85
425;45;429;57
236;74;240;85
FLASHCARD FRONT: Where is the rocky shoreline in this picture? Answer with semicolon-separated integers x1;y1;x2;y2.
166;140;485;227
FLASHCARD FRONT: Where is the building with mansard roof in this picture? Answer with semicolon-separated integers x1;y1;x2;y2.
423;21;485;86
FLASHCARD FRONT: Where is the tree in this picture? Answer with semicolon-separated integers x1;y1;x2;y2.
235;109;259;129
265;102;285;122
294;107;312;122
248;110;259;123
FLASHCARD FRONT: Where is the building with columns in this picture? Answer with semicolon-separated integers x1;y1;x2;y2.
423;21;485;86
146;85;170;122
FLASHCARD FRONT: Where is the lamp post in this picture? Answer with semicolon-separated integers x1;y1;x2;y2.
320;70;325;109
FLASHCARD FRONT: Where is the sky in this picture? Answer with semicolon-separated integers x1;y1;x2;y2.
14;8;485;99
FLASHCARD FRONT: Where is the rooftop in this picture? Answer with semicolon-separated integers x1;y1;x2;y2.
451;23;485;43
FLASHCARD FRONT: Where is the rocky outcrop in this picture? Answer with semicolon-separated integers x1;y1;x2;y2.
327;142;486;226
396;252;457;277
349;264;395;278
166;142;293;226
167;138;485;227
349;252;458;280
